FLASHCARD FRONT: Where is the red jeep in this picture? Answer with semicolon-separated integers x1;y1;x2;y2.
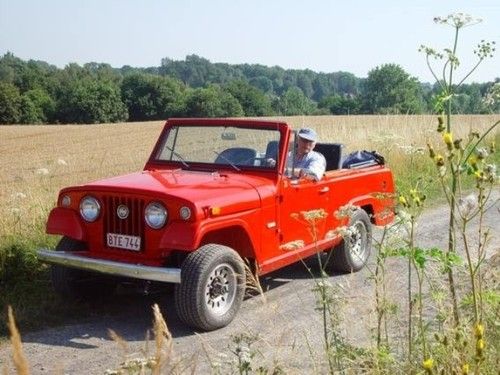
38;118;394;331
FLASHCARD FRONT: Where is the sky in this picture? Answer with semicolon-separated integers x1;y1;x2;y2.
1;0;499;83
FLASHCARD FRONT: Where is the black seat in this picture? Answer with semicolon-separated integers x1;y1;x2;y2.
265;140;279;160
215;147;257;166
314;143;344;171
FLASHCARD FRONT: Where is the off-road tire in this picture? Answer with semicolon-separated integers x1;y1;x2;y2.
329;209;372;273
51;236;116;300
175;244;246;331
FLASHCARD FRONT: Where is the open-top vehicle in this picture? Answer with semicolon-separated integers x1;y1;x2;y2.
38;118;395;331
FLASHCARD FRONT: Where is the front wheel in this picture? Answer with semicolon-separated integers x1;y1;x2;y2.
329;209;372;273
175;244;246;331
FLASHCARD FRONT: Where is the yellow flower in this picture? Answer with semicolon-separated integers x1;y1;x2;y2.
461;363;469;374
474;323;484;338
476;338;485;351
427;143;436;159
399;196;408;207
443;132;453;145
422;358;434;370
434;154;445;167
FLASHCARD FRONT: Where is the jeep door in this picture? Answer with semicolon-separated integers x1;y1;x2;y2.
277;176;330;251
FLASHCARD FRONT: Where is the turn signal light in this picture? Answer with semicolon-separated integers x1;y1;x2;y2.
210;207;221;216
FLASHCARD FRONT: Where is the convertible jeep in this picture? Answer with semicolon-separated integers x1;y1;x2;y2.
38;118;395;331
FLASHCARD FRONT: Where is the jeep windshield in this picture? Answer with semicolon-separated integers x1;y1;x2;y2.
155;125;281;170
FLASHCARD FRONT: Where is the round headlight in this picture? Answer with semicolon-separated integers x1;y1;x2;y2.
180;206;192;220
145;202;167;229
80;196;100;222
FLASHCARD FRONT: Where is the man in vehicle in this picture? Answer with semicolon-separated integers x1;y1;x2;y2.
287;128;326;181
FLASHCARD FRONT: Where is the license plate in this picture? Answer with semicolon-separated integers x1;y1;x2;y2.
106;233;141;251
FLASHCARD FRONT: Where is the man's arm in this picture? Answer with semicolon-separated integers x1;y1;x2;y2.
301;152;326;181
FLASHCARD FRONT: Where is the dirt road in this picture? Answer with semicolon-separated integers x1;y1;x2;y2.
1;194;498;374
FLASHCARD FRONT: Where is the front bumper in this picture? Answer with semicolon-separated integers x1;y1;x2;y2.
37;249;181;283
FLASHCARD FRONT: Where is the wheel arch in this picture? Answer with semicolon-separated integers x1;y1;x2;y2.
349;195;389;225
200;225;256;261
360;204;375;223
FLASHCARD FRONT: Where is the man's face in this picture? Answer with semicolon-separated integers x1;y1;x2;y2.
297;136;315;156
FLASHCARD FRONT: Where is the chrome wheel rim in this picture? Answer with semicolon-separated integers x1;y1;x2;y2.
348;221;368;264
204;263;237;316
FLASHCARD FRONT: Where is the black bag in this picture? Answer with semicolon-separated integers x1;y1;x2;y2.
342;150;385;169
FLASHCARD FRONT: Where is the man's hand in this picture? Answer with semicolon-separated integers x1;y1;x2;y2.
266;158;276;167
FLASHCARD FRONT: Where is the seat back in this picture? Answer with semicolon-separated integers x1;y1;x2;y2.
265;140;279;161
215;147;257;166
314;143;344;171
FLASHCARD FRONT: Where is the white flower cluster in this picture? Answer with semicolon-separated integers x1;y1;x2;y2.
334;204;359;220
11;192;27;200
457;194;478;219
280;240;305;251
397;144;425;155
482;83;500;107
36;168;49;175
104;357;157;375
484;164;498;182
333;226;355;239
384;210;414;245
433;13;482;28
476;147;489;160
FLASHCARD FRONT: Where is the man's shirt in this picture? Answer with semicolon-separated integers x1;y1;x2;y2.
287;150;326;181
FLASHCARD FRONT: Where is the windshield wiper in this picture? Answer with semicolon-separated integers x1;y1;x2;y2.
213;151;241;171
164;146;189;169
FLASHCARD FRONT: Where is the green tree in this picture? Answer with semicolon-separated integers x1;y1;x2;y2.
249;76;274;93
363;64;425;114
319;94;362;115
332;71;361;96
57;78;128;123
273;87;316;115
19;88;55;124
0;82;21;124
312;75;332;102
184;85;244;117
121;73;186;121
225;80;272;116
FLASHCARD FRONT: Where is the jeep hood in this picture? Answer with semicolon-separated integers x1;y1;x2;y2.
79;169;272;215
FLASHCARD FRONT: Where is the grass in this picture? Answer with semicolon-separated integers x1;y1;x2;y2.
0;114;498;338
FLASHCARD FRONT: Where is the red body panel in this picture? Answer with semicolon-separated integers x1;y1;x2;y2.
46;118;395;275
47;207;86;241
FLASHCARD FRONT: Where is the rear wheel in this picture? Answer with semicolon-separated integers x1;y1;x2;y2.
51;236;116;300
175;244;245;331
329;209;372;273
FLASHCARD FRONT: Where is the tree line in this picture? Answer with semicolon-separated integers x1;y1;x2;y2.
0;52;498;125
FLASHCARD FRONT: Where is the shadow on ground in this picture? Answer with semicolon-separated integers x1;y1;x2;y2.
17;253;345;349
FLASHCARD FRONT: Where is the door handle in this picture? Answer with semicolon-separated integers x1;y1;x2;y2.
319;186;330;193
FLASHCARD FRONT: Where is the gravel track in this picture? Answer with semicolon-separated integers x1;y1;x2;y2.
1;192;498;374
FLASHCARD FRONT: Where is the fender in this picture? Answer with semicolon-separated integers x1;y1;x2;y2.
46;207;87;241
349;194;394;226
159;211;259;254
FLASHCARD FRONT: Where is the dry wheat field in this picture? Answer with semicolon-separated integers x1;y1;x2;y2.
0;115;498;241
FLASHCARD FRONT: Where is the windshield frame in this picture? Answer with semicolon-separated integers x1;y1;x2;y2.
147;119;290;173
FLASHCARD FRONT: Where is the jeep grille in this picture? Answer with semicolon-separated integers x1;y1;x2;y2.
103;196;145;249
